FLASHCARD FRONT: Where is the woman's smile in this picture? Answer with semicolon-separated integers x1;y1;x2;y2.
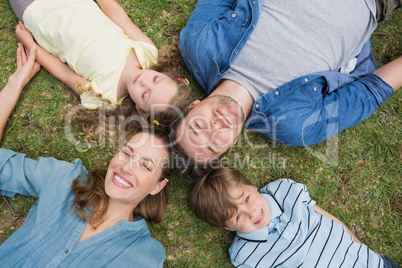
112;173;133;189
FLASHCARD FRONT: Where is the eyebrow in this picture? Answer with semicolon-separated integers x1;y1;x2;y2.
125;144;134;153
142;156;156;168
125;144;156;167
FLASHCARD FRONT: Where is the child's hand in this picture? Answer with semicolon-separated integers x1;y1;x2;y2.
9;43;41;88
15;21;36;50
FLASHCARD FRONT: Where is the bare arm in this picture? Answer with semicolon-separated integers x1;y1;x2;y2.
0;43;40;140
15;22;88;95
95;0;154;45
313;205;361;243
373;56;402;91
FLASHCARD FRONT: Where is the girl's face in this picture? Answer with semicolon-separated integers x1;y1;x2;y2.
105;132;170;207
128;70;178;114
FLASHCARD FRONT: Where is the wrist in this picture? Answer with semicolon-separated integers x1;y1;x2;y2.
7;76;25;91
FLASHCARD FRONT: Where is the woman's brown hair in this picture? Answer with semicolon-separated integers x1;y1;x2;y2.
71;129;173;227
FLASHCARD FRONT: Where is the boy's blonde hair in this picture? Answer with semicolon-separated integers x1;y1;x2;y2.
189;166;254;228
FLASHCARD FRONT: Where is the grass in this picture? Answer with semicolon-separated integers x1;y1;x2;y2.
0;1;401;266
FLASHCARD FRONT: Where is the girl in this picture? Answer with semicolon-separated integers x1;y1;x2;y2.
10;0;192;123
0;128;172;267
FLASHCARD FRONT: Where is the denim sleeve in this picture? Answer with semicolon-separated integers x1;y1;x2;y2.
0;148;87;198
247;72;394;147
294;73;394;146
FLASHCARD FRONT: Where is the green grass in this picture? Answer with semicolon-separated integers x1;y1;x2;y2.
0;1;401;266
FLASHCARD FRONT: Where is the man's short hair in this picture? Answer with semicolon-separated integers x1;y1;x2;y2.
168;108;228;179
189;166;254;227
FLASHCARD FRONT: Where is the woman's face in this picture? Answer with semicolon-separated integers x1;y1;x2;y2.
105;132;170;207
128;70;178;114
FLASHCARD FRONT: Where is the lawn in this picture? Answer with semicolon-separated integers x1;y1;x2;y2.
0;1;401;267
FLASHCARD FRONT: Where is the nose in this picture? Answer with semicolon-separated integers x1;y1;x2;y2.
244;210;254;219
121;159;136;175
244;204;257;219
211;118;224;131
140;75;155;87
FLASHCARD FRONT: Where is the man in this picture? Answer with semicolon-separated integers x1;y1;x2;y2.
170;0;401;177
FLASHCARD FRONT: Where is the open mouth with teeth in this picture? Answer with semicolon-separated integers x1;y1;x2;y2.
113;174;133;188
254;209;264;225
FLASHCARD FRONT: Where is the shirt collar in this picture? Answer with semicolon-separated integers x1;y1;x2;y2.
235;194;283;242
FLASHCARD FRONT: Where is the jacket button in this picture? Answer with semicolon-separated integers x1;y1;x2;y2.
313;87;317;91
65;250;69;254
275;91;279;95
253;1;256;3
252;24;256;28
234;50;238;54
255;104;259;108
304;78;309;82
232;13;236;18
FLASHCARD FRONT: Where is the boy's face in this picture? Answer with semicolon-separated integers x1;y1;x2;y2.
225;184;271;233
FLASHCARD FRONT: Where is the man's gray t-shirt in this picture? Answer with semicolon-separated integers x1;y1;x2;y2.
223;0;377;100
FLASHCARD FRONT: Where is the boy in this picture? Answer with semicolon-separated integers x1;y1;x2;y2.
189;166;400;267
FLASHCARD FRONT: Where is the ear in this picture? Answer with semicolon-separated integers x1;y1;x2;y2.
224;227;236;232
150;179;167;196
188;99;201;108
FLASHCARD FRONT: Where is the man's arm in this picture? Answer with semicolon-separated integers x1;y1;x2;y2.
0;43;40;140
313;205;361;243
373;56;402;91
95;0;154;46
15;22;88;95
262;55;402;147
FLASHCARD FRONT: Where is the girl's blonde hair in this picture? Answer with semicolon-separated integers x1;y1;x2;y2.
73;38;193;146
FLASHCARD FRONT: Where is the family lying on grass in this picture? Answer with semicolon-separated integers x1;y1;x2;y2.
0;0;401;266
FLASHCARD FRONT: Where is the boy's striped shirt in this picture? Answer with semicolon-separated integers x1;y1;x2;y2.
229;179;383;268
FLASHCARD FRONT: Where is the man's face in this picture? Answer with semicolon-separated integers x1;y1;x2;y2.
176;95;245;164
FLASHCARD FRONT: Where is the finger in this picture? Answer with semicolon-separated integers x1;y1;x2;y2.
21;44;28;65
27;45;38;64
16;43;23;69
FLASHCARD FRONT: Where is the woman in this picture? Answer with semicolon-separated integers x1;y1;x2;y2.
0;128;172;267
0;43;40;141
1;55;173;263
1;35;172;268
